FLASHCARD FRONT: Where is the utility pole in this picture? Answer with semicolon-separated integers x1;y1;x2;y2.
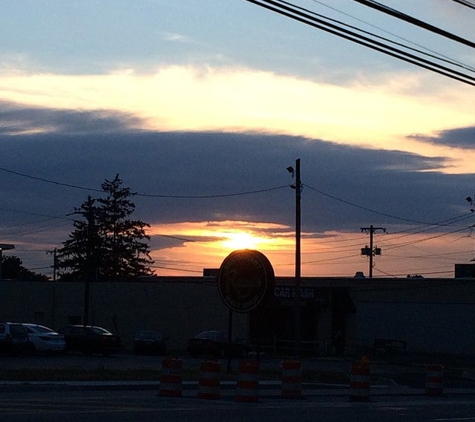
288;158;302;357
84;195;96;327
47;248;58;282
47;248;58;327
360;225;386;278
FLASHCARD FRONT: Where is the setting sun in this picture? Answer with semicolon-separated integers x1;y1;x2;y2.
220;232;263;251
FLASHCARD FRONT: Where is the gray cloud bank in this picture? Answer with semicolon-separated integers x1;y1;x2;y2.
0;104;473;269
410;127;475;149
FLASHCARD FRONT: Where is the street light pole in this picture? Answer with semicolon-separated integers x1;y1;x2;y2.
295;158;301;357
288;159;302;357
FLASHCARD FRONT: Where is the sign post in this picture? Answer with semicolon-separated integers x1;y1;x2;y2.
217;249;275;369
217;249;275;313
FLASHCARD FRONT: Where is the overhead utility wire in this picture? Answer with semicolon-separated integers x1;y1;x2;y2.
243;0;475;86
296;0;475;73
351;0;475;49
2;165;472;247
0;206;72;222
305;212;473;252
137;185;289;199
384;224;472;251
249;0;475;84
0;166;288;199
375;213;474;243
300;212;473;251
304;182;455;225
379;224;474;252
448;0;475;10
0;167;103;193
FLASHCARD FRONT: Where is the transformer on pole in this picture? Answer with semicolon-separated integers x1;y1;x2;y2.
360;225;386;278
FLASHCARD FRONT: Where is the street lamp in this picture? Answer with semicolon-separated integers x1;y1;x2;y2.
288;159;301;357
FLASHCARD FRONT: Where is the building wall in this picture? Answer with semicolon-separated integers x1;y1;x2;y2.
354;302;475;354
348;278;475;355
3;276;475;356
0;278;248;352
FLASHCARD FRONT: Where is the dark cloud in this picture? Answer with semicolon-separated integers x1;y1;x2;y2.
0;101;143;135
0;105;473;273
409;126;475;149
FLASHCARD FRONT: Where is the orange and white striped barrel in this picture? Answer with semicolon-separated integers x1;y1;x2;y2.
349;361;370;402
426;364;443;396
236;360;259;403
159;358;182;397
281;359;302;399
198;360;221;400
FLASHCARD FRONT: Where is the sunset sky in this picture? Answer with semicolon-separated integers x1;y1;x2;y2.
0;0;474;279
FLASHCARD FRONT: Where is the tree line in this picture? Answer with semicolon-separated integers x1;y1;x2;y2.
1;175;154;281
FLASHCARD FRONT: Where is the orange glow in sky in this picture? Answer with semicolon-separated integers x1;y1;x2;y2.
1;0;474;279
147;222;475;278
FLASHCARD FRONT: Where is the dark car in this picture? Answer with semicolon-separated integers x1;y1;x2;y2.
0;322;29;355
133;330;168;355
186;330;252;358
57;325;122;356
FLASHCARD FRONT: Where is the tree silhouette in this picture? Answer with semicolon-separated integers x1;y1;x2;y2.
58;175;154;281
1;256;49;281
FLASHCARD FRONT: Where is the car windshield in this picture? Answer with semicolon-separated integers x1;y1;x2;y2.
10;324;27;335
90;326;112;335
29;325;54;334
195;331;225;341
137;331;163;340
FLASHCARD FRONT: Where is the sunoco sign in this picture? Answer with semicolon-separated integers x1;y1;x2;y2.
217;249;275;313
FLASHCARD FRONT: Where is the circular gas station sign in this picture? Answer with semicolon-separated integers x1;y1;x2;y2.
217;249;275;313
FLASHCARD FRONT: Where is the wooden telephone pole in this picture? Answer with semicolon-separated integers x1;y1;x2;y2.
361;225;386;278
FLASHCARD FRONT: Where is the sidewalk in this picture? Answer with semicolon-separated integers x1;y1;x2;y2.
2;379;475;398
1;353;475;397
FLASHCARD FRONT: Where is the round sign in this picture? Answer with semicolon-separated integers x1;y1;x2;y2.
217;249;275;313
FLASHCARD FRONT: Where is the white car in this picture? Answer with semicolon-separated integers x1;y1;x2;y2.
23;323;66;354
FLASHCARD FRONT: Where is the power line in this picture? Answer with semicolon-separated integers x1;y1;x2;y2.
383;224;473;251
0;166;289;199
242;0;475;86
350;0;475;49
150;264;202;274
300;212;473;251
137;185;289;199
0;206;72;221
308;0;475;73
0;167;103;193
303;182;465;226
1;166;472;277
447;0;475;10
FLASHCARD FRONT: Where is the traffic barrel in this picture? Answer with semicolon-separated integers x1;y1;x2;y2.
236;360;259;403
349;360;370;402
281;359;302;399
198;360;221;400
159;358;182;397
426;364;443;396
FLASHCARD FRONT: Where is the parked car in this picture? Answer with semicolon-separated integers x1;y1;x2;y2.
186;330;252;358
0;322;29;355
57;325;122;356
22;323;66;354
133;330;168;355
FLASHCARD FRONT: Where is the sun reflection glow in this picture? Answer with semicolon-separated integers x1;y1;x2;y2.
220;232;265;251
